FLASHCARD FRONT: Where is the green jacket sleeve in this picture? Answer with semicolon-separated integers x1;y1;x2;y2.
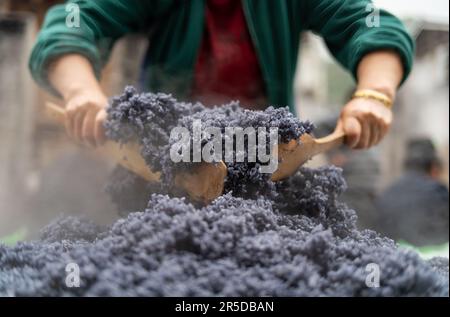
303;0;415;84
29;0;171;95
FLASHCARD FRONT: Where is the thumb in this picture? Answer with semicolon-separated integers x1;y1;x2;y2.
342;116;361;148
94;109;107;146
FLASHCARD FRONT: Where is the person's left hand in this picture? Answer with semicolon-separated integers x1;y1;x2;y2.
336;98;393;149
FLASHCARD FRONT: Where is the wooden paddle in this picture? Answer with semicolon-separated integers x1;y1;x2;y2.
271;130;346;181
45;102;227;204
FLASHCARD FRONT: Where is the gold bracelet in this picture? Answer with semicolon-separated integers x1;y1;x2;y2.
352;89;393;108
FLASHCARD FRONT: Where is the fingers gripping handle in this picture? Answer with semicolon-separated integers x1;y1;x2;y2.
44;101;161;183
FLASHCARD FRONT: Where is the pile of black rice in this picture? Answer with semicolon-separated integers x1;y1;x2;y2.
0;87;448;296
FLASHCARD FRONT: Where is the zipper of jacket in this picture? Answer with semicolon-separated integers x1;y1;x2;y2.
242;1;271;101
186;0;206;99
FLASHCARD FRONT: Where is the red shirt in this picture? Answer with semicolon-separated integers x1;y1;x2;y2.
192;0;266;109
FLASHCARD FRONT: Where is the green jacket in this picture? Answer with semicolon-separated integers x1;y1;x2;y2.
29;0;414;113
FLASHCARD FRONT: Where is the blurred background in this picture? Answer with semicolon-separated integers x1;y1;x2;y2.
0;0;448;256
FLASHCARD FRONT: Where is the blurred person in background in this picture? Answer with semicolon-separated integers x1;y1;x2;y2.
29;0;414;151
375;138;449;247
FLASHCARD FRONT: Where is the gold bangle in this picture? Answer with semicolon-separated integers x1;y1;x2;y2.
352;89;393;108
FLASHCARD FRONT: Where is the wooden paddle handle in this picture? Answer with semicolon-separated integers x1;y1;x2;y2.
46;102;66;125
45;102;161;183
315;130;346;153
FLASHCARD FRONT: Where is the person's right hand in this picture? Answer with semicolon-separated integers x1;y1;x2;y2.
64;89;108;147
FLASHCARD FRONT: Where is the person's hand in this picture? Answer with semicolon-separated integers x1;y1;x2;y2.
336;98;393;149
64;89;108;147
